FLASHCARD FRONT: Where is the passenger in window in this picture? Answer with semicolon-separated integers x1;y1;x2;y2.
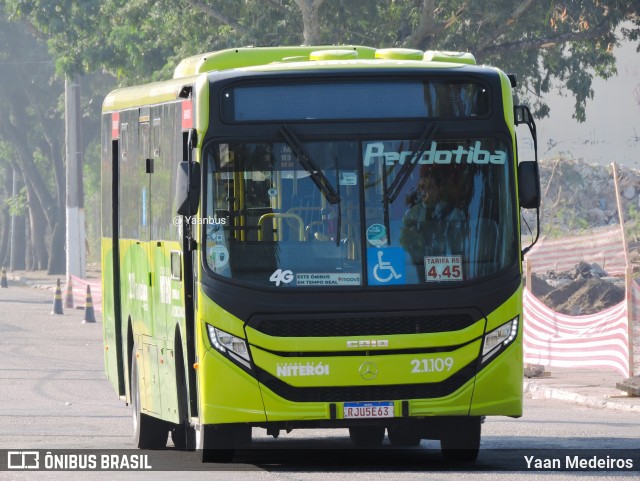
399;167;464;265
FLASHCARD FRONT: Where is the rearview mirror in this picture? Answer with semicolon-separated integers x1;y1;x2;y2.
175;161;201;216
518;161;540;209
514;105;531;126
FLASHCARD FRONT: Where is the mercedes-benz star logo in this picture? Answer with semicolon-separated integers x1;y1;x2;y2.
358;362;378;381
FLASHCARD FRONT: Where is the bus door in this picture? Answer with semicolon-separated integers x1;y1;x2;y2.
138;113;162;415
102;112;126;398
148;115;172;343
148;112;182;413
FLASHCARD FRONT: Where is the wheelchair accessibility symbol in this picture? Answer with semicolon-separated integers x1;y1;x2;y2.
367;248;405;285
373;250;401;282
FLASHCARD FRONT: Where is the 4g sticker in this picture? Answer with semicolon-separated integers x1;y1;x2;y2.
270;269;293;286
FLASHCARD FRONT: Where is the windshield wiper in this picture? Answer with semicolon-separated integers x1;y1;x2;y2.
279;126;340;205
383;123;438;204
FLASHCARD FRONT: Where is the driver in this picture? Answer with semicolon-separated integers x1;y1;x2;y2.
399;166;464;265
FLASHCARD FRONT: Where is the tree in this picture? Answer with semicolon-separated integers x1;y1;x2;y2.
319;0;640;122
0;4;66;272
2;2;639;271
293;0;326;45
0;148;21;268
6;1;640;119
399;0;640;122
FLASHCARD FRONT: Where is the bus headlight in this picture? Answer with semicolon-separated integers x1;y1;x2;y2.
481;317;518;362
206;324;251;368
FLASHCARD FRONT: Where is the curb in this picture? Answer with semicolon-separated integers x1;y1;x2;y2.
6;274;57;291
524;380;640;413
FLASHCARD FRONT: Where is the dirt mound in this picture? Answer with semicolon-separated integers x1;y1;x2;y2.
539;278;624;315
531;261;625;315
530;274;555;298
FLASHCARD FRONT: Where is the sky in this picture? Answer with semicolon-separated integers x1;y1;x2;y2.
536;37;640;167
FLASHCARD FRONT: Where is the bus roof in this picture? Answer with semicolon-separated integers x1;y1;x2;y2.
103;47;485;113
173;46;476;78
102;75;201;113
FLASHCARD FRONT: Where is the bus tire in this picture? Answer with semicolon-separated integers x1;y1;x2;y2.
387;426;421;447
196;424;251;463
348;426;385;447
131;346;169;449
440;417;481;463
171;340;195;450
172;422;196;451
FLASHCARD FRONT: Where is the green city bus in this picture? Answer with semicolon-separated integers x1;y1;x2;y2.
101;46;540;462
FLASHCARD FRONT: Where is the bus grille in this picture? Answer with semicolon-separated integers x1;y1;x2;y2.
250;313;476;337
254;362;477;402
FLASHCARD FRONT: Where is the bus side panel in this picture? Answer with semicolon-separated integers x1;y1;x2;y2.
153;241;185;424
119;241;152;332
470;342;522;416
118;108;157;410
471;285;523;416
198;350;269;424
101;114;125;397
101;239;120;395
118;240;170;417
149;102;184;424
149;241;181;423
120;101;186;424
196;294;267;424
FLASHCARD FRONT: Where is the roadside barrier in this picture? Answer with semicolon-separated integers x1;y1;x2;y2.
64;276;74;308
525;225;625;276
523;289;629;377
523;223;639;378
68;275;102;312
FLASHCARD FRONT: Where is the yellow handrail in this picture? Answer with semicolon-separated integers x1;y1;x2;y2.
258;213;305;241
305;220;324;240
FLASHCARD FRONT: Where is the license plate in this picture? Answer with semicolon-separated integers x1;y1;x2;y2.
343;401;394;419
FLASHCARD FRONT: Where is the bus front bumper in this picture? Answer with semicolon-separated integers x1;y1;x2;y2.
197;341;522;425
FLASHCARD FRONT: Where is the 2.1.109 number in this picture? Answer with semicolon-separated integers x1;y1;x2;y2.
411;357;454;373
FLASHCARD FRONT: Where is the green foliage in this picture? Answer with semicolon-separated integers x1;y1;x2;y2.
4;0;639;123
1;0;639;269
84;139;101;263
626;203;640;241
4;186;27;216
543;203;591;237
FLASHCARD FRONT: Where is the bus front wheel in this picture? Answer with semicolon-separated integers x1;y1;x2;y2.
171;343;195;450
131;347;169;449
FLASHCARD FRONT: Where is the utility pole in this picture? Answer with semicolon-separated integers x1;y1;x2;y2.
9;169;16;271
612;162;634;377
65;76;86;279
9;168;26;271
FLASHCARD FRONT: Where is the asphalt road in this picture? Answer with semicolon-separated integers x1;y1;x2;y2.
1;284;638;481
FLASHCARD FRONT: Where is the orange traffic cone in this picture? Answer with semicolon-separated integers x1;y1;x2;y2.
51;278;64;315
64;276;74;308
1;267;7;288
82;284;96;323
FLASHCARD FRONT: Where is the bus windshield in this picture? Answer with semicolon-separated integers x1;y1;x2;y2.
203;136;516;288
